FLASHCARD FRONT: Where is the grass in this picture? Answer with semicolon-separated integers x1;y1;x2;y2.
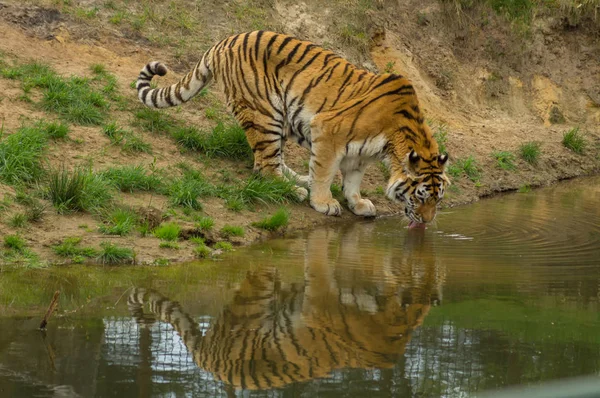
168;169;215;209
98;208;138;236
562;127;586;154
100;165;162;192
194;243;211;258
493;150;516;171
195;216;214;231
154;222;181;241
1;234;40;267
0;124;48;185
103;122;152;153
447;155;481;182
9;213;28;228
43;121;70;139
518;184;532;193
220;225;245;238
97;242;135;265
159;241;180;249
214;241;233;252
46;167;113;213
172;122;252;161
433;124;449;155
252;208;290;231
220;175;302;208
1;61;110;125
52;237;98;260
519;141;541;164
4;234;26;251
134;108;178;134
103;122;125;143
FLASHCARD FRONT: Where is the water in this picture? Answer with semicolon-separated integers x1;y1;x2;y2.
1;177;599;397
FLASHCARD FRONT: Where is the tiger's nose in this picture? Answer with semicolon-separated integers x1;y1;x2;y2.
418;204;436;223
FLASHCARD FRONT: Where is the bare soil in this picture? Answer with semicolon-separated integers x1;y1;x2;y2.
0;0;598;265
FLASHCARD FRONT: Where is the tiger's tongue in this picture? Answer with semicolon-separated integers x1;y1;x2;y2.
408;221;426;229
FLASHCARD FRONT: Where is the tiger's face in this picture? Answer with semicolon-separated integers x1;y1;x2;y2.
386;150;449;226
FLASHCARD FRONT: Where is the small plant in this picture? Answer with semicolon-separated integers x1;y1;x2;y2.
9;213;28;228
159;241;180;249
493;151;516;171
383;61;396;74
154;222;181;241
52;237;97;258
518;184;532;193
562;127;586;154
447;156;481;182
214;241;233;252
4;234;26;251
194;243;211;258
433;124;449;155
46;167;113;213
220;175;301;208
195;216;214;231
97;242;135;265
220;225;245;238
44;121;70;139
102;122;125;143
378;161;391;181
0;124;48;185
134;108;178;134
168;170;215;209
98;208;138;236
154;258;170;266
122;133;152;153
101;165;162;192
252;208;290;231
519;141;541;164
25;200;46;223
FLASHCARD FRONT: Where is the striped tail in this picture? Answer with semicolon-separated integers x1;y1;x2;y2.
136;54;213;109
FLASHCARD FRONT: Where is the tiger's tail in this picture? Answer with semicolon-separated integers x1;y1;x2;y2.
136;50;214;109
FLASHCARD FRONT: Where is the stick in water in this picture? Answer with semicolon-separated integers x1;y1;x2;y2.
39;291;60;330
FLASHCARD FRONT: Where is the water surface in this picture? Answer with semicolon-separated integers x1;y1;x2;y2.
1;177;599;397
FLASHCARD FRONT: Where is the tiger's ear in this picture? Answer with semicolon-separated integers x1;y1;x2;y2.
405;150;420;177
439;153;448;167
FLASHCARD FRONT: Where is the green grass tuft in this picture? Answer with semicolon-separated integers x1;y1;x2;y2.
100;165;162;192
493;150;516;171
0;124;48;185
168;169;215;209
9;213;28;228
433;124;449;155
46;167;113;213
519;141;541;164
220;225;245;238
97;242;135;265
194;243;211;258
195;216;214;231
214;241;233;252
220;175;301;209
122;133;152;153
154;222;181;241
134;108;178;134
562;127;586;154
98;208;138;236
102;122;125;143
159;241;180;249
447;155;481;182
4;234;26;251
252;208;290;231
43;121;70;139
52;237;98;258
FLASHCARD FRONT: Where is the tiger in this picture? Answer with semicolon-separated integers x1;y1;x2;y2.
136;31;449;226
127;225;444;390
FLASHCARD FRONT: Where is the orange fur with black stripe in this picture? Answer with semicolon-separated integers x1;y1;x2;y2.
137;31;449;223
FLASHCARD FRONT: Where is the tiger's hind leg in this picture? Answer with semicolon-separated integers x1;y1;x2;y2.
340;158;376;217
240;114;308;201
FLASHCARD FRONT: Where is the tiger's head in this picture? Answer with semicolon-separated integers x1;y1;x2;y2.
386;149;449;227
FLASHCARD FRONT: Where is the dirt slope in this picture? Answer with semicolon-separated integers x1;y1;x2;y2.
0;0;598;265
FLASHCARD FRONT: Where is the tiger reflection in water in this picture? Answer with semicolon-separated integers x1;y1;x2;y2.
128;225;444;390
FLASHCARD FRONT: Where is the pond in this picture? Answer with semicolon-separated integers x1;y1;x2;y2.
1;177;599;397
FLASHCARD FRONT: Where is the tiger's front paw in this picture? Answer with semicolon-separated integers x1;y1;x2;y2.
294;186;309;202
311;198;342;216
350;199;376;217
